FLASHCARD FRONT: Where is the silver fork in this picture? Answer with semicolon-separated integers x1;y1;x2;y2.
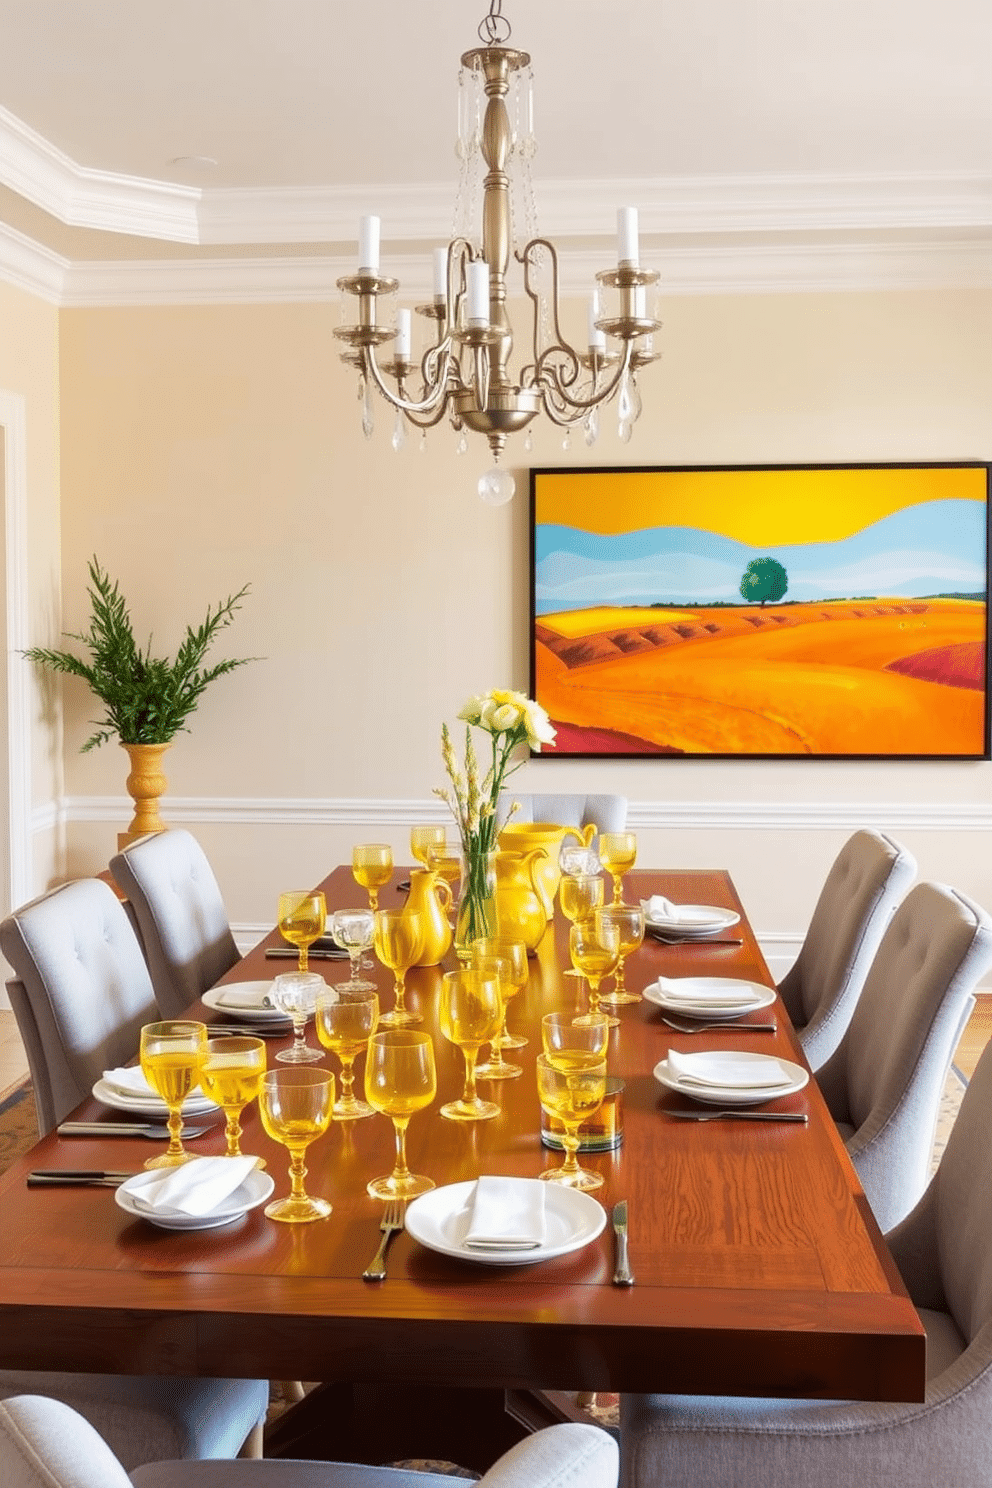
362;1200;406;1281
662;1014;777;1034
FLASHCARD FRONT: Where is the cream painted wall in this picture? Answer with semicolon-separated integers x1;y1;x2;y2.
53;288;992;962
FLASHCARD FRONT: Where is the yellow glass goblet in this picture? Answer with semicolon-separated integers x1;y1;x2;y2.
570;911;622;1027
598;904;647;1007
471;950;523;1081
410;824;447;870
438;970;502;1121
199;1035;267;1162
598;832;637;905
139;1020;207;1170
373;909;424;1026
364;1029;437;1200
472;936;529;1049
536;1053;607;1191
352;844;394;911
426;841;462;909
541;1010;610;1069
277;889;326;974
259;1067;335;1223
315;987;379;1120
559;873;605;981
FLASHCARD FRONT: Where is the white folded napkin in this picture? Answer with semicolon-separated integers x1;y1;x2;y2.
642;897;723;926
652;977;757;1007
102;1065;160;1099
125;1156;259;1217
462;1176;548;1251
215;986;274;1010
667;1048;792;1090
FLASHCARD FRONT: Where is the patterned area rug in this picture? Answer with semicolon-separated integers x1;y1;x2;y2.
0;1079;38;1175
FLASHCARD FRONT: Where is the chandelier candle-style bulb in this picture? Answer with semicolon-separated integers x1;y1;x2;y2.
359;215;381;273
395;309;412;360
618;206;639;267
588;293;606;354
466;261;490;326
433;248;448;302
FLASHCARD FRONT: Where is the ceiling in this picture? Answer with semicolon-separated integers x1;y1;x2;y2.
0;0;990;305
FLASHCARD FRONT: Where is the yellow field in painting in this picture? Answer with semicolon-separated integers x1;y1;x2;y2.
536;599;986;754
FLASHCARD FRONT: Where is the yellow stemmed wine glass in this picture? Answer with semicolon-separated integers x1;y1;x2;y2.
259;1068;335;1223
373;909;424;1026
139;1020;208;1169
410;825;447;870
471;949;522;1081
542;1010;610;1068
426;840;462;909
559;873;604;980
598;832;637;905
315;987;380;1120
352;844;394;911
570;911;622;1027
598;903;647;1008
536;1053;607;1191
472;936;529;1049
277;890;327;973
438;970;502;1121
199;1035;267;1162
364;1029;437;1199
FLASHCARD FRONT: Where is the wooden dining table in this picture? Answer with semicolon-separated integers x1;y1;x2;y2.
0;865;925;1404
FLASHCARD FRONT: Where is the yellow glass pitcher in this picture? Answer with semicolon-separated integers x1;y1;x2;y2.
402;867;453;966
494;846;550;954
497;821;596;918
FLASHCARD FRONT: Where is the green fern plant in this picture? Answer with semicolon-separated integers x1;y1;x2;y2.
25;557;256;751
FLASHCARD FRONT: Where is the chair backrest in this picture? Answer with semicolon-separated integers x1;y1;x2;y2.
0;1395;133;1488
817;881;992;1231
498;792;628;836
929;1033;992;1348
110;829;240;1019
0;878;158;1135
777;829;916;1069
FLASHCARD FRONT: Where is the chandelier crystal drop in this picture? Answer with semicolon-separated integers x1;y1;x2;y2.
335;1;661;502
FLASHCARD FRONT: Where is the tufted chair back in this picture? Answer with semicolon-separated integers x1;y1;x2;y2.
778;829;916;1069
816;880;992;1231
498;792;627;838
111;829;240;1019
0;878;158;1134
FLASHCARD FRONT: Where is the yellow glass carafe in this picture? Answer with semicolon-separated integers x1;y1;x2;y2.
402;867;453;966
494;846;550;954
497;821;596;918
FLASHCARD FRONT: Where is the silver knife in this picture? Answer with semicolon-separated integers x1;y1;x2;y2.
667;1109;808;1123
612;1200;634;1286
28;1170;134;1187
57;1121;210;1139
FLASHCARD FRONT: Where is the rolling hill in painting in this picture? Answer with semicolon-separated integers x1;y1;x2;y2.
533;498;988;757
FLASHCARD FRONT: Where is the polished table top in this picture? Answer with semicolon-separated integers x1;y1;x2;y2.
0;867;925;1401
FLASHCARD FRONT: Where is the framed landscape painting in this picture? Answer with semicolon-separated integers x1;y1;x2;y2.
529;462;991;759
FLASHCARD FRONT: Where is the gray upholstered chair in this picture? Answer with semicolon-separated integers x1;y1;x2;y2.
0;877;159;1136
620;1029;992;1488
0;1395;618;1488
817;880;992;1232
497;793;627;837
111;829;241;1019
777;829;916;1070
0;879;268;1467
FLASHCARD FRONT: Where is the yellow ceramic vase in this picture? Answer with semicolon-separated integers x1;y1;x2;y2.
119;741;171;850
403;867;453;966
497;821;596;918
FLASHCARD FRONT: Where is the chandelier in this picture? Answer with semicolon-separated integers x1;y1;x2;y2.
335;1;660;505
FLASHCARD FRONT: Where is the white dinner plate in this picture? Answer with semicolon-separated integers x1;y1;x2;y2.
115;1168;274;1230
92;1077;218;1119
644;978;776;1021
404;1180;606;1265
202;982;290;1023
654;1052;809;1106
643;904;741;939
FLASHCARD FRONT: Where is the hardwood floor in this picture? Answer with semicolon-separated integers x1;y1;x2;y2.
0;1010;28;1101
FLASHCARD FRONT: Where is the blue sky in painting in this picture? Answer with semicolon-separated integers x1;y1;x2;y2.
534;499;986;614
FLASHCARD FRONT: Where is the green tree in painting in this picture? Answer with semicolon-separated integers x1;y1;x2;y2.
740;557;788;606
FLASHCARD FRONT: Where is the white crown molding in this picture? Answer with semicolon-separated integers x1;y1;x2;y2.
0;103;200;242
45;795;992;834
0;220;66;303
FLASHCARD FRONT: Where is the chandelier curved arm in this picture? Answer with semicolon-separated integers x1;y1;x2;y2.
536;338;635;417
362;342;454;418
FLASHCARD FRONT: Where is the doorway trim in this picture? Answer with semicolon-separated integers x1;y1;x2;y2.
0;389;32;912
